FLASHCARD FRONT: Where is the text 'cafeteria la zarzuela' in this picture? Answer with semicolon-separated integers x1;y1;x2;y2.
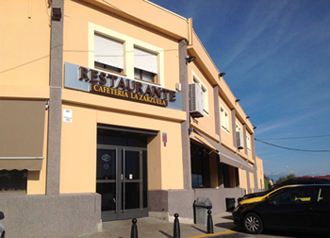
79;66;176;107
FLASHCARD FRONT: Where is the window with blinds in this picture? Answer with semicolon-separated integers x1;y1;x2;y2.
94;34;124;73
220;106;230;133
193;76;209;114
134;47;158;83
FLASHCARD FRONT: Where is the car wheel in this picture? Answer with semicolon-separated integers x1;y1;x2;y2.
243;213;263;234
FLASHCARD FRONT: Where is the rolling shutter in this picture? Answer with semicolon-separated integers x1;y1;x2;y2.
94;34;124;69
134;47;158;74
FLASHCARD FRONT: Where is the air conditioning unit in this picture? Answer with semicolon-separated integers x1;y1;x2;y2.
189;83;204;118
236;131;244;149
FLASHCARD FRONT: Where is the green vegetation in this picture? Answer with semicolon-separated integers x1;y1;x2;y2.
275;173;296;185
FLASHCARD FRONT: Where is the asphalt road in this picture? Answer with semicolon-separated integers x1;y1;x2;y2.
212;214;328;238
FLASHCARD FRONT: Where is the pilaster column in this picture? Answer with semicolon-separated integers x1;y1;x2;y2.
179;39;191;190
47;0;64;195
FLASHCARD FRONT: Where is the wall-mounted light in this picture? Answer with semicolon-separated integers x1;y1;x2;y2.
52;8;62;21
235;99;240;103
186;56;196;64
246;116;250;119
219;72;226;78
253;125;257;130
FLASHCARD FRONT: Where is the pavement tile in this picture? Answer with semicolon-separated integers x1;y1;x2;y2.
67;212;235;238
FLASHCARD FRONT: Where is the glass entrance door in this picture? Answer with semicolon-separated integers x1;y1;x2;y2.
96;146;147;221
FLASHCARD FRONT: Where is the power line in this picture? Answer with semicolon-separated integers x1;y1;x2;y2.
0;55;50;74
255;138;330;152
257;135;330;141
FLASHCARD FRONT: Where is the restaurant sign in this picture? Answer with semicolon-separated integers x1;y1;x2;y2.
64;62;182;110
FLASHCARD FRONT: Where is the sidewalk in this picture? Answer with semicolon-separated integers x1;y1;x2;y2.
68;212;237;238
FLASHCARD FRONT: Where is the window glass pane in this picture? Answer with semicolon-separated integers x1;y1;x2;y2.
192;174;203;188
124;183;140;209
134;68;141;79
271;187;316;204
318;188;330;202
124;151;140;180
134;68;154;82
97;149;116;180
0;170;27;192
191;143;210;188
142;70;154;82
95;62;122;73
97;182;116;211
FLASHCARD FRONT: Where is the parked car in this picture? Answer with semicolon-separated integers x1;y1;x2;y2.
238;177;330;202
0;211;4;238
233;184;330;234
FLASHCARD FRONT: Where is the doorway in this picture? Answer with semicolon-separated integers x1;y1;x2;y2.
96;125;155;221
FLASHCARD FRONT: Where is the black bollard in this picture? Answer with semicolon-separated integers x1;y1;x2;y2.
173;213;181;238
131;218;138;238
207;209;214;234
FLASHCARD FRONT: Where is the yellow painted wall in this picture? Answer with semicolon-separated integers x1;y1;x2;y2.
239;169;248;192
147;134;162;190
59;98;185;193
249;172;255;189
256;156;264;189
60;104;97;193
0;0;50;88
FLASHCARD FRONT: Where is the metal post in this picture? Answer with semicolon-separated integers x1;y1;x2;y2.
207;209;214;234
173;213;181;238
131;218;138;238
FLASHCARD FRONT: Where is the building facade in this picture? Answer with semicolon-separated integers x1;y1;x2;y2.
0;0;263;237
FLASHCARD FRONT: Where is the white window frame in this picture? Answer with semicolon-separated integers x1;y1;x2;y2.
220;105;230;134
88;23;164;87
192;71;209;116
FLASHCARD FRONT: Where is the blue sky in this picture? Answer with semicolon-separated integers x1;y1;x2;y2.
149;0;330;182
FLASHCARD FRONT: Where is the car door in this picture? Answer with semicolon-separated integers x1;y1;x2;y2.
311;186;330;232
262;186;317;230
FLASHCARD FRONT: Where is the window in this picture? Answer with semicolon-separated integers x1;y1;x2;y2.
220;106;230;133
222;163;239;188
191;143;210;188
271;187;317;204
317;187;330;202
246;134;251;151
0;170;27;193
134;47;158;83
193;75;209;115
90;23;165;86
94;34;124;74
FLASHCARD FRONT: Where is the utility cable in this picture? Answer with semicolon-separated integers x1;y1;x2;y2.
255;138;330;152
257;135;330;141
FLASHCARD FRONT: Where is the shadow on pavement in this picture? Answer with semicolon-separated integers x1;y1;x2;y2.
191;225;208;234
158;230;173;238
221;215;234;220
